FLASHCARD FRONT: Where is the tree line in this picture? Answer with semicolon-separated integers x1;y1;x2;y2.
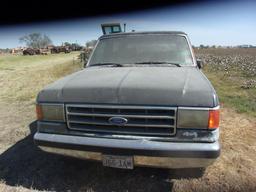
18;33;97;49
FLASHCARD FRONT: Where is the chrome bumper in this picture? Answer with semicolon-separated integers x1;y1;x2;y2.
34;132;220;169
39;146;216;168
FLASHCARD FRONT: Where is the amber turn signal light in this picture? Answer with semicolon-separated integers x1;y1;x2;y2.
36;104;43;120
208;109;220;129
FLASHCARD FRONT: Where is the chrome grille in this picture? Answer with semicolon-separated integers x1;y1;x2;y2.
66;104;177;137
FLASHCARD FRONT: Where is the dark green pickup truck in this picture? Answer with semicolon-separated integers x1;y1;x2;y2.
34;31;220;170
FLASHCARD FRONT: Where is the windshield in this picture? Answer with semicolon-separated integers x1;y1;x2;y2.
89;35;194;66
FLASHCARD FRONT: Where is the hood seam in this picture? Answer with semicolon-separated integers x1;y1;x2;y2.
116;68;133;103
60;70;84;101
182;68;190;98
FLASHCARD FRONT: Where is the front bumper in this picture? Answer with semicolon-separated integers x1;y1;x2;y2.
34;132;220;169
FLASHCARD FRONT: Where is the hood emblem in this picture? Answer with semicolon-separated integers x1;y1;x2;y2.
109;117;128;126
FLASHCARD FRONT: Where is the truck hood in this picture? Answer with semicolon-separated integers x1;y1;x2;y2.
37;67;218;107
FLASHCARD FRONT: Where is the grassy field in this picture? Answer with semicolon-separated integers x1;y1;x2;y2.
0;52;82;153
0;50;255;192
196;48;256;117
205;69;256;116
0;52;82;103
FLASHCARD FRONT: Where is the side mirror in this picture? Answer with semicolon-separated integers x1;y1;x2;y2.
196;59;203;69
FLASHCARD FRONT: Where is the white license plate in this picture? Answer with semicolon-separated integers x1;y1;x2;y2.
102;155;134;169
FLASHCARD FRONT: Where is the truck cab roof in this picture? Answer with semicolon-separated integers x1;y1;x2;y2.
99;31;187;40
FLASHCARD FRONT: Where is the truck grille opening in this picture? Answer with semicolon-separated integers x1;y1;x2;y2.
66;104;177;137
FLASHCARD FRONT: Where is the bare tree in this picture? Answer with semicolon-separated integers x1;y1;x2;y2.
64;42;71;47
86;40;97;48
19;33;52;49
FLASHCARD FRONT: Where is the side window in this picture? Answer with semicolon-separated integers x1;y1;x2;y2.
113;26;121;33
104;27;112;34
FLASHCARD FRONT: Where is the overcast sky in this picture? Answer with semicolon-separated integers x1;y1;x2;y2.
0;0;255;48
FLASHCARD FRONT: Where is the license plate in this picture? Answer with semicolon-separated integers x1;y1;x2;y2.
102;155;134;169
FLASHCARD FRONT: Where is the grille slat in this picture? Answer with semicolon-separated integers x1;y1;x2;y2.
67;112;175;119
66;104;177;137
69;123;173;136
68;120;174;128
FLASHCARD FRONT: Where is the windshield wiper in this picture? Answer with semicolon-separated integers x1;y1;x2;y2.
135;61;181;67
89;63;124;67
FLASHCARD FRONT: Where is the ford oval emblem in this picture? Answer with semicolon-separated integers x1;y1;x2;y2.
109;117;128;126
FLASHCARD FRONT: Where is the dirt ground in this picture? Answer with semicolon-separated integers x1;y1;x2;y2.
0;53;255;192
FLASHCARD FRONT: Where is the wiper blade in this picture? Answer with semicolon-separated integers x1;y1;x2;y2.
89;63;124;67
135;61;181;67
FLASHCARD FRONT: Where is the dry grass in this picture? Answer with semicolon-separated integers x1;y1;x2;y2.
0;52;81;103
0;50;255;192
172;107;256;192
0;52;82;148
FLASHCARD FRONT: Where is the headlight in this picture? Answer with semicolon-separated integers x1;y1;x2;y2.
36;103;65;122
177;107;219;129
